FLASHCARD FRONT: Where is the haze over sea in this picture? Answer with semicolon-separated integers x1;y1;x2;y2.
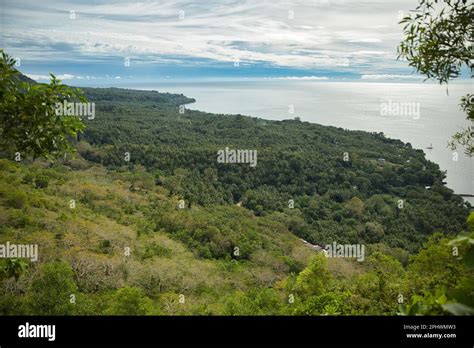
125;80;473;203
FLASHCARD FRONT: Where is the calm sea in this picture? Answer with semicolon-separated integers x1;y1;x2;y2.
126;80;473;204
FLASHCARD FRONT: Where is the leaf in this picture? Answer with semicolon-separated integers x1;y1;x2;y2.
436;293;447;305
463;246;474;269
442;302;474;316
449;236;474;247
408;302;420;315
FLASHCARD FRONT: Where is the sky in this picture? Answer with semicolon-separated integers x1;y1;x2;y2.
0;0;464;85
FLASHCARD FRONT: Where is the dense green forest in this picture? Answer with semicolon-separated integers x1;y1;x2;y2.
79;86;469;254
1;60;473;315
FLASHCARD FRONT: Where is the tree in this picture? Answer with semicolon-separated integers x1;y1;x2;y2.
104;286;155;315
344;196;365;219
0;51;86;159
398;0;474;155
467;211;474;232
400;232;474;315
27;262;78;315
224;288;282;315
406;233;464;292
362;222;385;243
1;258;29;281
294;254;333;296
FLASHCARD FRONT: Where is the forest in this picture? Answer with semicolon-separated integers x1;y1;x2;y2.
0;53;473;316
78;85;469;254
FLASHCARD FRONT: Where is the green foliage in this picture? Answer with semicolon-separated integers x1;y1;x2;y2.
104;286;156;315
398;0;472;84
76;86;468;253
224;288;282;315
407;233;464;292
344;196;365;219
0;51;86;159
5;190;28;209
467;211;474;232
448;235;474;269
442;301;474;315
291;291;351;316
398;0;474;155
34;174;50;189
0;151;470;316
399;289;449;315
399;288;474;316
294;254;333;296
399;232;474;315
27;262;78;315
1;258;29;280
99;239;112;253
0;67;471;316
349;252;405;314
449;94;474;156
140;242;172;260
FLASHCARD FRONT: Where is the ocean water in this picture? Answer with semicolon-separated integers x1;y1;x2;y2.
128;80;473;203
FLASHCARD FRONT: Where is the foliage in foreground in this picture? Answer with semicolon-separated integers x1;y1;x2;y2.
0;50;85;159
398;0;474;156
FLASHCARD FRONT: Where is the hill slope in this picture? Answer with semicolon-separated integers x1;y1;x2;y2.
0;85;472;316
78;86;469;253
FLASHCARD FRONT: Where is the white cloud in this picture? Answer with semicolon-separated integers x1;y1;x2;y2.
267;76;329;80
348;38;382;43
25;74;50;81
4;0;417;72
25;73;75;81
351;51;388;56
57;74;75;80
360;74;424;80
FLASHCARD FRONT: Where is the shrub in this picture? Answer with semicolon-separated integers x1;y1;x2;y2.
6;190;28;209
21;173;35;185
34;174;49;189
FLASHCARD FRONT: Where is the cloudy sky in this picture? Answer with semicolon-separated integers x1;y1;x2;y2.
0;0;438;84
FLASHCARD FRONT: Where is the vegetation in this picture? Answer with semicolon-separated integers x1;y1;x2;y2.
0;158;472;315
0;50;85;159
0;51;472;315
76;84;469;254
398;0;474;156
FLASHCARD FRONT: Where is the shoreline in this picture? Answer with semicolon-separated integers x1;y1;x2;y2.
78;83;474;204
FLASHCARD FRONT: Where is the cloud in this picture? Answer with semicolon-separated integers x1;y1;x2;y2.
76;75;97;80
57;74;75;80
360;74;424;80
3;0;418;75
25;74;50;81
25;73;75;81
266;76;329;80
348;38;382;43
350;51;388;56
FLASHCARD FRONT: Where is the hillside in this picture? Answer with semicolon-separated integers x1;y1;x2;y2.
79;86;469;253
0;84;472;316
0;158;319;314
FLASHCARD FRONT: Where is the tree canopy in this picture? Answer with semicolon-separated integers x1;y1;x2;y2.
398;0;474;155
